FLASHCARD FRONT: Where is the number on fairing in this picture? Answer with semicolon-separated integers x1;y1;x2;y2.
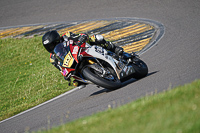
95;46;104;55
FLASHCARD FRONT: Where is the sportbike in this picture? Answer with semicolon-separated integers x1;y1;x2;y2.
54;40;148;90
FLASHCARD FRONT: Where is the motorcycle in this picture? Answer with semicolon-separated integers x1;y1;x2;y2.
53;39;148;90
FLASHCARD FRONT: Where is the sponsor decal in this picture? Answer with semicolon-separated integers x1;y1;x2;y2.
62;68;69;76
43;40;49;44
72;46;79;54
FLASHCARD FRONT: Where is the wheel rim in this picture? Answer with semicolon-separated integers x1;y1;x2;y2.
91;67;116;81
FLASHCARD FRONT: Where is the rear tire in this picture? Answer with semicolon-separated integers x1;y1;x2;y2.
82;66;121;90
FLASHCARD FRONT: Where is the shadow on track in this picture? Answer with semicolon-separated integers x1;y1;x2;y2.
90;71;159;97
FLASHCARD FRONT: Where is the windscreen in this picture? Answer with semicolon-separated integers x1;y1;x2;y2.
53;42;70;61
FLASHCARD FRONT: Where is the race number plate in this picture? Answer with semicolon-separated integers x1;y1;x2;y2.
62;52;74;68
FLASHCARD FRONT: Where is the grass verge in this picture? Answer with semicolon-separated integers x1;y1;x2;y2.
0;37;74;121
37;80;200;133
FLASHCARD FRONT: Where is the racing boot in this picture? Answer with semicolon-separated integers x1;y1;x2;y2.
105;41;123;56
73;80;86;87
114;46;124;56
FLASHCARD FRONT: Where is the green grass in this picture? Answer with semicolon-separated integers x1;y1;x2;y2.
36;80;200;133
0;37;74;121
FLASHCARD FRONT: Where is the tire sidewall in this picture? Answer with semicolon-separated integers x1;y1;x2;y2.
82;66;121;90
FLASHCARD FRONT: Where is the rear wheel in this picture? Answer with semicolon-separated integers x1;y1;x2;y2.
82;65;121;90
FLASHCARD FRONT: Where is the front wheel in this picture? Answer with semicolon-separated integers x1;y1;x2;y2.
82;65;121;90
132;59;148;79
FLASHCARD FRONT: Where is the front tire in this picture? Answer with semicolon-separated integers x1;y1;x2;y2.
82;66;121;90
132;59;148;79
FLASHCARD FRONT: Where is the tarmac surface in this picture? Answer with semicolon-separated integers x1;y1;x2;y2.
0;0;200;132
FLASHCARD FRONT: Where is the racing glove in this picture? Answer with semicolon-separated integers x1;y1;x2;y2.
76;34;88;46
50;53;62;71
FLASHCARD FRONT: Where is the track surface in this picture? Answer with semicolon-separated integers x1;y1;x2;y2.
1;0;200;132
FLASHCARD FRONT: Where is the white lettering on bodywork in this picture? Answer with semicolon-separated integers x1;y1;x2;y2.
43;40;49;44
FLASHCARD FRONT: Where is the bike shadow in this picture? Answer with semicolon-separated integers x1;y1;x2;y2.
89;71;158;97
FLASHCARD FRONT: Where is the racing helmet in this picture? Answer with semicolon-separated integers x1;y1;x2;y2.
42;30;60;53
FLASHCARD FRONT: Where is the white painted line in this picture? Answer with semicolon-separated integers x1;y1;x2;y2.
0;85;85;124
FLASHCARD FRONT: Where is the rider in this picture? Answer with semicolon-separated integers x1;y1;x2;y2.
42;30;124;81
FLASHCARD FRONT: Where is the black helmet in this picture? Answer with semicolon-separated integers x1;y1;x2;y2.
42;30;60;53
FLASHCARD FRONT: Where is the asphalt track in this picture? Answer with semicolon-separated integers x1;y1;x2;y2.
1;0;200;132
